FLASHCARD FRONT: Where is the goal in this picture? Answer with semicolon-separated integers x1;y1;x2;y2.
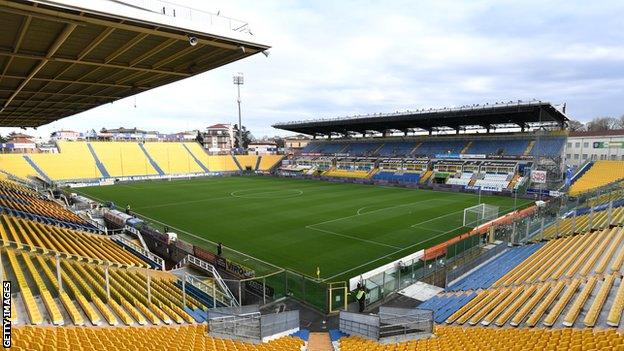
463;204;499;228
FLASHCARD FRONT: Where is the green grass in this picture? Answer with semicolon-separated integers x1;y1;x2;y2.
78;176;530;282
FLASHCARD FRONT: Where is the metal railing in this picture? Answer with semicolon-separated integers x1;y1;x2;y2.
339;309;433;342
378;307;434;341
113;235;165;270
445;241;508;286
185;274;235;308
208;312;262;342
207;310;299;343
174;254;238;306
119;0;252;34
274;100;554;126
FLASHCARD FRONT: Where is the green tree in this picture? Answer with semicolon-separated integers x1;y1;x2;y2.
195;131;204;146
233;124;254;149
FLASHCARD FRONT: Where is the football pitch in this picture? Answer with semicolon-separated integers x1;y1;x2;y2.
78;176;531;281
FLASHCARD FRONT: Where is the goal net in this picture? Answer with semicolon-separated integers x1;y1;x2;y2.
463;204;499;228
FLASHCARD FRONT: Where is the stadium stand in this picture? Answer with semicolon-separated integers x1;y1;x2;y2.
539;205;624;239
235;155;259;170
0;154;37;179
143;143;205;175
182;143;212;172
0;215;149;267
323;168;373;179
570;160;624;196
12;324;305;351
0;180;95;229
30;142;103;180
426;225;624;329
473;173;512;191
0;142;269;182
205;155;241;172
445;243;544;291
377;141;417;157
465;139;529;156
90;142;159;178
373;171;421;183
446;172;473;186
342;142;379;156
530;136;566;157
337;326;624;350
257;155;284;171
414;140;466;156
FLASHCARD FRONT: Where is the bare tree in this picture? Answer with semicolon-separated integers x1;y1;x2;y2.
618;114;624;129
567;119;585;132
586;117;619;131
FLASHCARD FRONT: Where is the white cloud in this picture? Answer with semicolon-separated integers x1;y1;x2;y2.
2;0;623;139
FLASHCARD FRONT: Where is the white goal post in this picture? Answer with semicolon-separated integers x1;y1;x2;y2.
463;204;499;228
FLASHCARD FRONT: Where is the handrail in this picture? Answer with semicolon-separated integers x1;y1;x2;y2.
120;0;253;35
174;254;238;306
113;234;165;270
185;274;236;307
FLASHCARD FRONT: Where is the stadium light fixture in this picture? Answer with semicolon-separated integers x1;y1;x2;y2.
233;72;244;150
187;35;198;46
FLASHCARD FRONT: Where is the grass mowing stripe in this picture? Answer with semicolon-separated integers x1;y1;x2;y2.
78;176;532;280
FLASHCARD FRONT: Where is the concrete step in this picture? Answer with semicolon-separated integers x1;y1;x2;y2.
307;332;333;351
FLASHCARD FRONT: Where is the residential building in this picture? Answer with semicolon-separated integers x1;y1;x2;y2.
564;129;624;167
202;123;235;154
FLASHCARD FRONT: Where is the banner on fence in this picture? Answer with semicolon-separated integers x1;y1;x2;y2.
530;170;547;184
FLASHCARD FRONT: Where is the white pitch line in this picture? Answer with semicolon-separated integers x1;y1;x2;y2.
323;204;523;281
305;225;401;250
323;223;469;281
409;208;467;228
412;227;449;234
308;198;446;228
136;194;236;209
74;191;284;271
356;206;370;215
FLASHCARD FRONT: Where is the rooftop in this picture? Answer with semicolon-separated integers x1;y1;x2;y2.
0;0;270;127
273;100;568;136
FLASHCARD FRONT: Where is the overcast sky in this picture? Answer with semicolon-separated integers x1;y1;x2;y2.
2;0;623;139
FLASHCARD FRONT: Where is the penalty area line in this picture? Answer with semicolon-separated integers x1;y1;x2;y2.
305;225;401;250
323;223;468;281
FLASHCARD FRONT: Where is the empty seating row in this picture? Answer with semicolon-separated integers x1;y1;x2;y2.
142;142;206;175
338;326;623;351
446;243;543;291
570;160;624;196
4;248;209;326
446;172;474;186
466;139;529;156
0;183;92;228
235;155;259;170
497;228;624;287
205;155;240;172
530;137;566;157
415;140;466;156
257;155;284;171
0;214;148;268
539;206;624;239
372;171;421;183
323;168;372;179
12;324;305;351
445;273;622;328
418;292;476;323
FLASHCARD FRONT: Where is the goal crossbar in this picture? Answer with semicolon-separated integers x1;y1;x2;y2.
463;203;499;228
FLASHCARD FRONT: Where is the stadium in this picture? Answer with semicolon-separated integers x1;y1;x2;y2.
1;1;624;350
